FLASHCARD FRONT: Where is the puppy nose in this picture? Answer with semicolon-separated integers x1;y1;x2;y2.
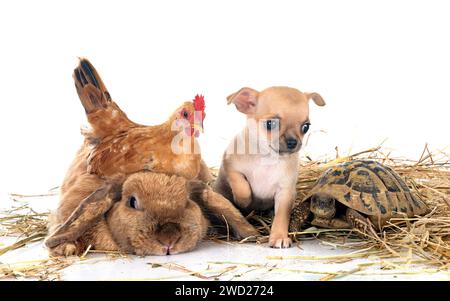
286;138;298;149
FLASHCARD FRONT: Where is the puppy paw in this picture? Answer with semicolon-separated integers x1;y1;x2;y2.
269;232;292;248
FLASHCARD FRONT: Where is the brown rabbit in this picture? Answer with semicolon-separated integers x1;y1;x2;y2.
45;168;209;256
46;145;256;257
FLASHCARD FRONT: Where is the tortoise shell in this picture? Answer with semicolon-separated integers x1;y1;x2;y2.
303;160;429;220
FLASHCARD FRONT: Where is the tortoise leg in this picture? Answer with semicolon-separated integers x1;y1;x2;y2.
345;208;374;237
311;217;351;229
289;201;311;232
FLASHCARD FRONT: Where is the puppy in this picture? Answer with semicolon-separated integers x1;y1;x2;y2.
214;87;325;248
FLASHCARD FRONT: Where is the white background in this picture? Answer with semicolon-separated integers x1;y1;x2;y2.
0;0;449;198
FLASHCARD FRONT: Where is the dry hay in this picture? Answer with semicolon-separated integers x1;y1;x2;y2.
0;203;49;256
1;145;449;279
0;258;73;280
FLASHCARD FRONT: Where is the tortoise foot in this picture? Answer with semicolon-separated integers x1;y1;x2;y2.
346;208;374;237
289;201;310;232
311;216;351;229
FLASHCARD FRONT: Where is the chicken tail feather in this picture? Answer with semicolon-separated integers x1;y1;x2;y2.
73;58;112;113
73;58;136;139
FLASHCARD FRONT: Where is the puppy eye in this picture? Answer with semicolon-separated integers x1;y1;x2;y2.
301;122;310;134
128;196;139;209
264;119;279;131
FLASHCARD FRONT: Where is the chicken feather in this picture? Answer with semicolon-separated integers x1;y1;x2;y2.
73;58;203;180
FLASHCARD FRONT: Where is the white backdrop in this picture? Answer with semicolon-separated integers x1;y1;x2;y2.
0;0;449;198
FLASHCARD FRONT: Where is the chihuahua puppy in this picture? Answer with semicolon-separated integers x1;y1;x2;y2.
214;87;325;248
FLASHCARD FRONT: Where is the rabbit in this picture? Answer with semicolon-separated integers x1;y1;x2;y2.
45;162;209;256
46;142;259;257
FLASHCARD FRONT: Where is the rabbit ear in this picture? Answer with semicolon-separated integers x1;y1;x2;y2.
186;180;208;205
187;184;259;239
45;182;122;248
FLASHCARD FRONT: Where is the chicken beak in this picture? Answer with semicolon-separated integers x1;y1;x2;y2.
192;122;202;138
192;112;204;133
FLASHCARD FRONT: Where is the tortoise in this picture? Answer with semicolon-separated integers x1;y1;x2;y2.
289;160;429;235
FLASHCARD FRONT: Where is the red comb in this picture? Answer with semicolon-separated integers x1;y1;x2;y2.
193;94;205;112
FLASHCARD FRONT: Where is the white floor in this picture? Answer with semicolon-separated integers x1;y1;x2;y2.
1;194;449;281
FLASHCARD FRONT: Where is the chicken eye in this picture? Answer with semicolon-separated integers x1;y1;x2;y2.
264;119;279;131
182;110;189;119
128;196;138;209
301;122;310;134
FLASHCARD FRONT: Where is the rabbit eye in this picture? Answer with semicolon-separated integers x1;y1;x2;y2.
128;196;139;209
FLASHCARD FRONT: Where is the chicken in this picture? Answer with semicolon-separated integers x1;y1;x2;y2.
73;58;208;181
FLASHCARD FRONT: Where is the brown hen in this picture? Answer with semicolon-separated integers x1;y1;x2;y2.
73;58;208;181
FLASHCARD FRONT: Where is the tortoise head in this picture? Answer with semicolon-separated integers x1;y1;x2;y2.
310;195;336;219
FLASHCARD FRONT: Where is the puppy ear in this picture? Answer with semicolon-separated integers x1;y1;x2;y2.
44;183;122;248
226;87;259;114
305;92;326;106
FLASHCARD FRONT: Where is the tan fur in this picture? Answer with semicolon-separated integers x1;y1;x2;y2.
188;180;259;239
215;86;325;248
46;160;209;256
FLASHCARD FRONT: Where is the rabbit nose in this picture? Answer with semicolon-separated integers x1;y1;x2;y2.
165;243;178;255
157;222;181;253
